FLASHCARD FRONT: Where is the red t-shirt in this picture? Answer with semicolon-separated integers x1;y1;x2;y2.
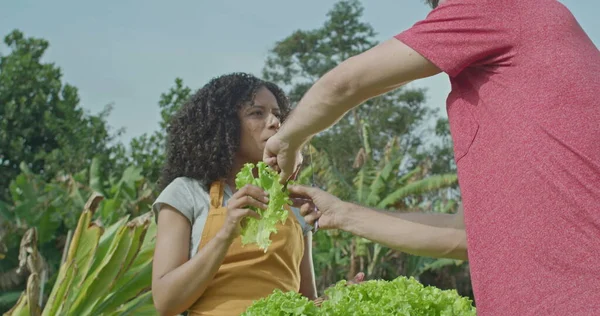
396;0;600;315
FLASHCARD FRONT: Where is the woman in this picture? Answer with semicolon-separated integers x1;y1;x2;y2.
151;72;317;316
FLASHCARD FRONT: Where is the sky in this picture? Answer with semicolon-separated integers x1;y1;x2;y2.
1;0;598;144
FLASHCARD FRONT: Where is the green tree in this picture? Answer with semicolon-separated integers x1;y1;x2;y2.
262;0;436;182
0;29;119;199
116;78;191;184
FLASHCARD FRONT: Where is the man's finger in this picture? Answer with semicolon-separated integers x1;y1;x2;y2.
264;157;281;172
279;169;292;184
289;192;311;200
304;211;321;226
264;157;277;168
288;184;316;198
290;197;312;208
299;202;317;217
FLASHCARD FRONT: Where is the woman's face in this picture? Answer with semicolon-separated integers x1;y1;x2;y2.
236;86;282;164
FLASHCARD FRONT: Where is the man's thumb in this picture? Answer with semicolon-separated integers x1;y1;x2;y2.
279;170;291;185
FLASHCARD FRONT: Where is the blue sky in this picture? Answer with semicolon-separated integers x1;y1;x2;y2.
1;0;598;144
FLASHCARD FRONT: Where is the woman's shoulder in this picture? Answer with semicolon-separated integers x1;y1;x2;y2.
168;176;210;194
153;177;212;223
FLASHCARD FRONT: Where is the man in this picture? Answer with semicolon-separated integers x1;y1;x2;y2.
264;0;600;315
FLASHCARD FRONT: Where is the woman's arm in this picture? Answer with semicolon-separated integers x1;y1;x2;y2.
298;232;318;300
151;206;235;316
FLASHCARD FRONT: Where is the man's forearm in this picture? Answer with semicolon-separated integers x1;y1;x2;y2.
277;61;367;148
337;202;468;260
383;210;464;229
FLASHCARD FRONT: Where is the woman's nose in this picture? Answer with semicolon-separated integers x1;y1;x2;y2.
268;114;281;129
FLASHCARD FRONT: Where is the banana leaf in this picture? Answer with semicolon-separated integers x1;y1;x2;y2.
5;193;158;316
377;174;458;209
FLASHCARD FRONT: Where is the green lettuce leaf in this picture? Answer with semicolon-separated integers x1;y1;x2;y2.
241;289;319;316
235;162;292;252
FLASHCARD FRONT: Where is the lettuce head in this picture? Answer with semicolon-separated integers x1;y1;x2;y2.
243;276;476;315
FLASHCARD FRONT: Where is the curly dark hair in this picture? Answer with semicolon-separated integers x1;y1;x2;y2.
158;72;291;191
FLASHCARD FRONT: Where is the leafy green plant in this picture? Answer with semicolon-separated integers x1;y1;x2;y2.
4;193;158;316
0;157;156;311
235;162;294;252
242;276;476;315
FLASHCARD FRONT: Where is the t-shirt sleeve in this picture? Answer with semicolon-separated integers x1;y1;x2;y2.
152;178;196;225
395;0;516;77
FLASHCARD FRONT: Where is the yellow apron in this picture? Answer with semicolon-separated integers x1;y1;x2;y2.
188;180;305;316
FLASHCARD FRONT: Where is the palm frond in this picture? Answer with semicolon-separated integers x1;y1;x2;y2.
378;174;458;209
397;167;421;185
352;159;377;204
365;156;402;206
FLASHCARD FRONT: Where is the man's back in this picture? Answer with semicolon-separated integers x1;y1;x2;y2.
397;0;599;314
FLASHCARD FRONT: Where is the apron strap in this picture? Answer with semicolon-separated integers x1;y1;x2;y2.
209;180;225;208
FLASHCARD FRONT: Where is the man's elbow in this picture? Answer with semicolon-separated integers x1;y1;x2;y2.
452;204;466;229
320;57;367;106
441;230;468;260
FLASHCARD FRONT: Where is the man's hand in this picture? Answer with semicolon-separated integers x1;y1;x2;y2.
263;134;303;183
288;184;346;230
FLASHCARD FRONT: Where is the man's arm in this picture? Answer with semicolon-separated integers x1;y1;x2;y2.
337;202;468;260
277;38;441;148
383;204;465;229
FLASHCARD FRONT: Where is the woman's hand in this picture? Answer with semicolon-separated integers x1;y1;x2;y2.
217;184;268;241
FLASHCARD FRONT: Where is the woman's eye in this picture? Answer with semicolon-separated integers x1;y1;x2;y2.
251;111;263;116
